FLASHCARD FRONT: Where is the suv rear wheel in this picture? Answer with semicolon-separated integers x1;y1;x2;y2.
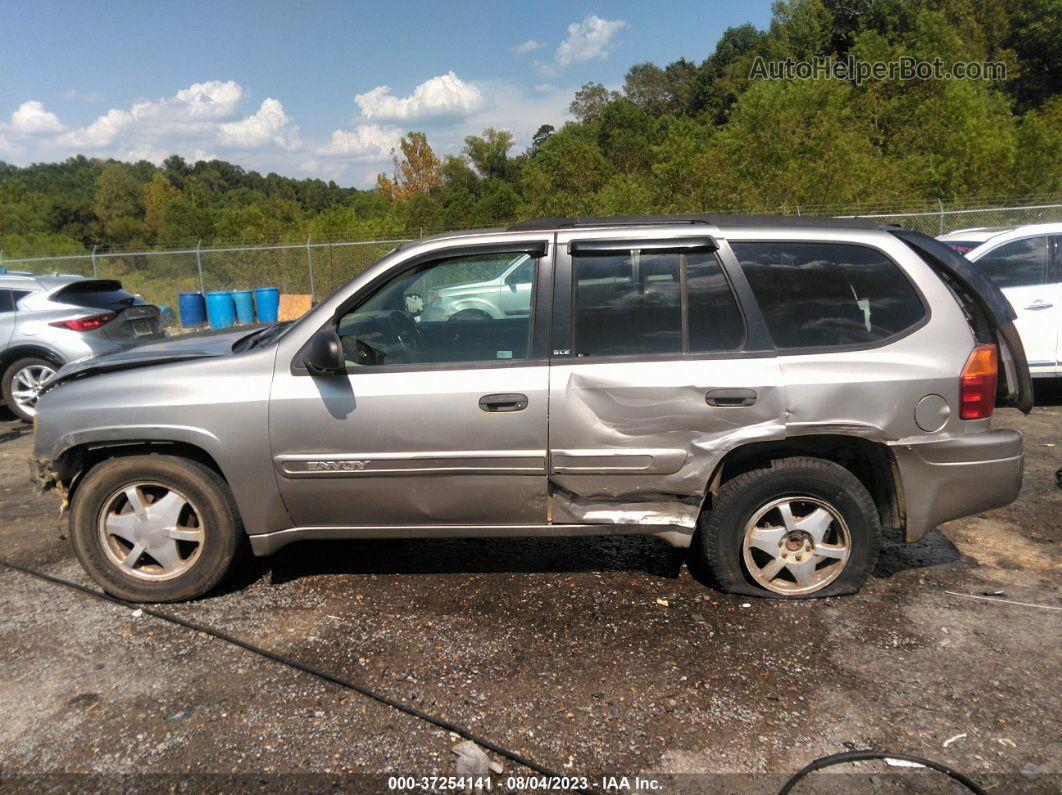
2;357;58;422
696;457;881;598
69;454;244;602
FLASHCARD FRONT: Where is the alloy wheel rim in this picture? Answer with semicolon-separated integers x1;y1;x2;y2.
97;482;205;581
741;496;851;595
10;364;56;416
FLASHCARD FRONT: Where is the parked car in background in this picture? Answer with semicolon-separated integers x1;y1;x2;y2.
415;252;536;323
0;272;165;421
961;223;1061;379
32;215;1032;603
937;227;1013;255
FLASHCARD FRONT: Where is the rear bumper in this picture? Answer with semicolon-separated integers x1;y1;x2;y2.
890;430;1023;542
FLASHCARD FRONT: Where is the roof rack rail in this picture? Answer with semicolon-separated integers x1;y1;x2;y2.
508;214;899;232
509;215;714;231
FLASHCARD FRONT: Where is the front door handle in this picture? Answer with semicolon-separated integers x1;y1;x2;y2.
479;393;528;412
1025;301;1053;311
706;388;758;407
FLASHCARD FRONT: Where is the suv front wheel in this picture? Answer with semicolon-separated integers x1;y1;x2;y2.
70;454;244;602
696;457;881;598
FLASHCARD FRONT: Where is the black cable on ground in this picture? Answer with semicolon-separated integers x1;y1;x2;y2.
0;558;592;793
779;749;988;794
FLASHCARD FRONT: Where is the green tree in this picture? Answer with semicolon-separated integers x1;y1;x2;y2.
519;126;611;216
143;173;181;242
94;163;145;244
569;82;620;122
464;128;515;180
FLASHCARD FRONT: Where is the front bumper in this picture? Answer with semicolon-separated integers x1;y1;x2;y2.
890;430;1023;542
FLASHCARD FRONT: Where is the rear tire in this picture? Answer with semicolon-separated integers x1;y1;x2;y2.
69;454;244;602
2;357;58;423
694;457;880;599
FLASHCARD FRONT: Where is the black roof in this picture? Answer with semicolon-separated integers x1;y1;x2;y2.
508;214;897;231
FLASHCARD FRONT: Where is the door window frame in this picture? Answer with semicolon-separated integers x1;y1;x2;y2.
291;239;555;375
551;234;771;363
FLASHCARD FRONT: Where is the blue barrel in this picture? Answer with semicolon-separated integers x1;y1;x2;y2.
231;290;255;324
158;305;177;328
177;292;207;327
205;291;236;329
254;287;280;323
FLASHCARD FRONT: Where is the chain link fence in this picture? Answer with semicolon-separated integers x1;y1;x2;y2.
2;196;1060;326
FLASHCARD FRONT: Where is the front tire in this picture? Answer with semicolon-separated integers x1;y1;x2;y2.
2;357;58;422
695;457;881;598
70;455;244;602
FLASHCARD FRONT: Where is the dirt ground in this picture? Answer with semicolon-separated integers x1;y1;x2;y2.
0;388;1059;793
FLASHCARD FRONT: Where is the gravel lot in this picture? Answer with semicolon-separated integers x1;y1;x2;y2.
0;390;1059;793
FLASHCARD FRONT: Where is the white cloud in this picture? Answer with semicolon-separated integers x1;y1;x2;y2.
219;98;299;149
169;80;243;120
62;88;105;102
355;71;484;124
7;100;66;134
56;80;247;150
57;108;132;148
319;124;401;160
512;39;544;56
533;83;556;93
535;15;627;77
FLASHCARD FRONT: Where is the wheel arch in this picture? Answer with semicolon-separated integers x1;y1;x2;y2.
703;435;904;539
49;439;229;509
0;343;66;375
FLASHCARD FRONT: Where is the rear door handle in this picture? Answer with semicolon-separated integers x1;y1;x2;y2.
479;393;528;412
706;388;758;407
1024;301;1053;311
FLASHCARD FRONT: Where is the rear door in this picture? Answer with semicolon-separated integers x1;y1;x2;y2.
546;231;785;530
968;235;1057;376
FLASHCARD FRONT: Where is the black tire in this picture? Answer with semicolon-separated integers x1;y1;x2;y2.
2;356;59;423
69;454;244;602
695;457;881;599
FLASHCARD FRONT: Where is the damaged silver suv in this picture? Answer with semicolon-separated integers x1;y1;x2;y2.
32;216;1033;602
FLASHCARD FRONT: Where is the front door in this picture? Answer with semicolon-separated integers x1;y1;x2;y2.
545;232;785;529
269;242;553;528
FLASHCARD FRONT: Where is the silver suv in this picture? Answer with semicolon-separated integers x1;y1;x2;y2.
32;216;1033;603
1;272;164;421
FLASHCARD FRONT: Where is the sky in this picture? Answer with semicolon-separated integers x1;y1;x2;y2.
0;0;773;188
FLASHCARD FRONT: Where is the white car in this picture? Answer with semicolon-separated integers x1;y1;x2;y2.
962;223;1061;378
937;227;1013;256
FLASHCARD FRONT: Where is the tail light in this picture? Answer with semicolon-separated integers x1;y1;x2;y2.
427;290;439;304
959;344;997;420
49;312;116;332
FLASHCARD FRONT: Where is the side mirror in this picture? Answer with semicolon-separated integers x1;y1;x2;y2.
504;272;518;292
305;330;345;376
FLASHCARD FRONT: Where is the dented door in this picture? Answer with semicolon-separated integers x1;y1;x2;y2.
547;231;786;532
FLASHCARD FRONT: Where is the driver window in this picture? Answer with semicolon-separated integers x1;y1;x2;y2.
337;250;537;367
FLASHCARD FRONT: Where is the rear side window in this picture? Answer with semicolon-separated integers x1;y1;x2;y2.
572;250;743;357
733;242;925;350
973;237;1047;289
0;289;12;313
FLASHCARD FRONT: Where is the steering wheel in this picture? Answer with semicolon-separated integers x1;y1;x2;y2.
388;310;423;358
